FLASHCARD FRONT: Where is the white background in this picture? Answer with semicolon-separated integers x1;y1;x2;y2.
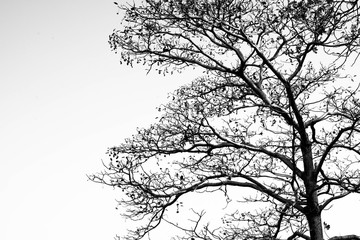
0;1;359;239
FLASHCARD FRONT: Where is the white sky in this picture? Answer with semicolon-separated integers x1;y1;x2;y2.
0;1;359;240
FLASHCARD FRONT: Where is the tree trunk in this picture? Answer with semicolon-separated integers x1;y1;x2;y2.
306;212;324;240
301;140;323;240
305;183;324;240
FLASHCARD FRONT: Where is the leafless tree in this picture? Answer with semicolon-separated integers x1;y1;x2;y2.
90;1;360;240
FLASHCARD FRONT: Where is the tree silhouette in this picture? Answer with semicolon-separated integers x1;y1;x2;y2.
90;1;360;240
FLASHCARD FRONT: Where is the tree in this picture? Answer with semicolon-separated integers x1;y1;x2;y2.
90;0;360;239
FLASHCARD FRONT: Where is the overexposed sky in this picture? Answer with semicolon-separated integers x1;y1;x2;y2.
0;1;360;240
0;1;192;239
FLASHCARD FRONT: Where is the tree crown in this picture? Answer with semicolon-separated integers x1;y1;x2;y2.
91;1;360;239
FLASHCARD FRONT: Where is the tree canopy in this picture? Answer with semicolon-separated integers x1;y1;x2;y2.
90;1;360;240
